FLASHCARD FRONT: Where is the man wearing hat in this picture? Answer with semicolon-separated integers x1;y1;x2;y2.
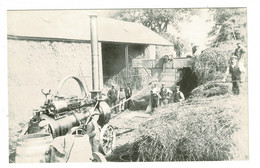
174;37;184;57
223;55;245;95
118;87;126;112
151;83;161;111
52;134;94;162
124;82;132;110
107;84;118;113
234;43;245;62
160;84;172;105
173;85;185;103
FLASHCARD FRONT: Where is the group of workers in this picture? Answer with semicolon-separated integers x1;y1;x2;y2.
174;37;201;58
107;42;246;115
107;82;132;114
151;83;185;111
176;36;246;96
107;81;185;114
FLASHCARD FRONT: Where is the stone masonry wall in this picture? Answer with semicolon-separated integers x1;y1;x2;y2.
8;39;92;127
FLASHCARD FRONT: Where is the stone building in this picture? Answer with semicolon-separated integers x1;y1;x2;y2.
7;10;174;122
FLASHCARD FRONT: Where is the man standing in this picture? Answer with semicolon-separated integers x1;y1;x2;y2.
234;43;245;62
160;84;172;105
124;82;132;110
193;45;201;56
162;55;173;72
151;83;161;111
174;37;184;57
173;86;185;103
223;56;245;95
118;87;126;112
107;84;118;113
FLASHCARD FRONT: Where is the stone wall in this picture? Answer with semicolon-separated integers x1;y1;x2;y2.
156;45;175;58
8;39;92;125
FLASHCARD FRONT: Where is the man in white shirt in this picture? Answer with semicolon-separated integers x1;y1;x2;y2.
173;85;185;102
223;55;245;95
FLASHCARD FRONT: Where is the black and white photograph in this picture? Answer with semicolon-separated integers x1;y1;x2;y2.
1;1;259;167
7;7;249;163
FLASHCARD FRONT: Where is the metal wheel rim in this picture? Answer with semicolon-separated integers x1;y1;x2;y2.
67;127;87;136
92;152;107;162
100;124;116;155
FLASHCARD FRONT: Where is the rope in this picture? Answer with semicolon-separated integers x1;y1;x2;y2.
109;79;248;111
109;82;153;110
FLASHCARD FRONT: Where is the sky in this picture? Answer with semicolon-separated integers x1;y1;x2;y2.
97;9;215;51
168;9;214;50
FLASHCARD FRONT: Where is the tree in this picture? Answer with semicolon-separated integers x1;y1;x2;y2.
208;8;247;47
111;9;199;34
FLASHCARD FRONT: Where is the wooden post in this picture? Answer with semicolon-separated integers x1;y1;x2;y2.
98;42;103;90
125;45;129;82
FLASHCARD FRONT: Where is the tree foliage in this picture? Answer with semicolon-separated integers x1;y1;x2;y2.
111;9;199;34
208;8;247;47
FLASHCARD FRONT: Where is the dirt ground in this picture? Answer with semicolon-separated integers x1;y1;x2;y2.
106;110;152;161
8;108;152;163
9;83;248;162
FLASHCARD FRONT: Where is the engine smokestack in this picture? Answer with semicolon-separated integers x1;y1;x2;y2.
90;14;99;92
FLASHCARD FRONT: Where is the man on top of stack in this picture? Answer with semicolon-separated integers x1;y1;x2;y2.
234;43;245;62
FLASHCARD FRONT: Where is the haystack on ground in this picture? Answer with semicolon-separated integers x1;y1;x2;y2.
127;82;248;161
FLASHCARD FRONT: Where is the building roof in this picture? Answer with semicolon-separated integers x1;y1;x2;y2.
7;10;173;46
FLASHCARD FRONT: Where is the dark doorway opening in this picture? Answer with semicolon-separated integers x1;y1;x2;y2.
102;43;146;86
102;43;126;84
179;67;198;98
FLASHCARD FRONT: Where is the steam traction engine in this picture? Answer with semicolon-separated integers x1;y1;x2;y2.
16;76;116;163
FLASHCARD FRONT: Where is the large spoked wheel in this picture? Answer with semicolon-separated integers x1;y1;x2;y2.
99;124;116;155
67;127;87;136
92;152;107;162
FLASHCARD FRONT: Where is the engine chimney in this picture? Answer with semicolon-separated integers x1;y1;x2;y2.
90;14;99;91
89;14;101;99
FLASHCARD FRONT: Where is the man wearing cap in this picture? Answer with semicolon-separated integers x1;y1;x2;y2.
160;84;172;105
162;55;173;71
151;83;161;110
124;82;132;110
118;87;126;112
234;43;245;62
174;37;184;57
223;55;245;95
107;84;118;113
173;85;185;103
193;45;201;56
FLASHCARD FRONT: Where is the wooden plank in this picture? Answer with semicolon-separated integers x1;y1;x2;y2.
125;45;129;81
173;58;194;68
132;59;155;68
132;58;194;69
